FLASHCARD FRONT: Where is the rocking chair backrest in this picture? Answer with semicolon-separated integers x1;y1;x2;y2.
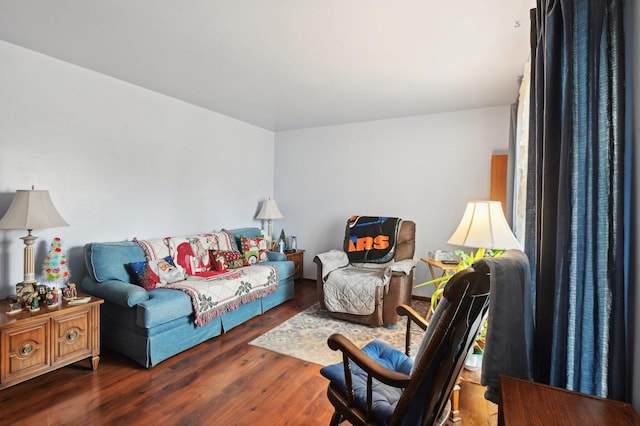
392;265;491;426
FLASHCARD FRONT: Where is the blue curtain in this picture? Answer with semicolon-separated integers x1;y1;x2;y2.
526;0;629;400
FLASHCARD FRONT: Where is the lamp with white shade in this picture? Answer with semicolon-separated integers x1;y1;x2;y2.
447;200;521;250
0;188;69;295
446;200;520;372
255;199;283;241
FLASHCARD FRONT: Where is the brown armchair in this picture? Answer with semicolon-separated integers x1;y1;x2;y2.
314;220;416;326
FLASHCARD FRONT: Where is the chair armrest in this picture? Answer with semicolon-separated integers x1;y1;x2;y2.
314;250;349;280
396;303;429;356
327;333;411;388
396;304;429;331
390;259;417;275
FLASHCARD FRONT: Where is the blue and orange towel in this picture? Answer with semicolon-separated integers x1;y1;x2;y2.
345;216;401;263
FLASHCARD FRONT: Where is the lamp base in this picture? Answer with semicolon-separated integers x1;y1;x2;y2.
16;282;36;299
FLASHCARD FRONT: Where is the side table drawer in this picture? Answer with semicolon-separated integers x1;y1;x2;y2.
1;320;50;385
52;310;91;366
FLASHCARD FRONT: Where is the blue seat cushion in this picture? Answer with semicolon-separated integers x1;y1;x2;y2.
320;340;413;422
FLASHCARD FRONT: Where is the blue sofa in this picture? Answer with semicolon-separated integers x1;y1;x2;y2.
80;227;295;368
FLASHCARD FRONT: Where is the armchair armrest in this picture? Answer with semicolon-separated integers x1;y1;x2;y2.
267;251;286;261
327;333;411;389
389;258;417;274
81;276;150;308
314;250;349;280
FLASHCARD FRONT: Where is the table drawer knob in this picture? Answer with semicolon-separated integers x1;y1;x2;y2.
20;343;33;356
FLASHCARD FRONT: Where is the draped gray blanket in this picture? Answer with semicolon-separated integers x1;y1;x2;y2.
316;250;416;315
474;250;534;404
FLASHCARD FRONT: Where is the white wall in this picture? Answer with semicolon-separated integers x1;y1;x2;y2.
273;107;511;295
0;41;275;298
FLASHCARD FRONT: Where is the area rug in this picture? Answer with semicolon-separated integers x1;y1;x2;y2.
249;300;429;366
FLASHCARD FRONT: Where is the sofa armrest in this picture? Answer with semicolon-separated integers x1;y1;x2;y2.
81;276;150;308
267;251;286;261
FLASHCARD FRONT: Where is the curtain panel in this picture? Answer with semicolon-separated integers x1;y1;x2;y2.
526;0;629;400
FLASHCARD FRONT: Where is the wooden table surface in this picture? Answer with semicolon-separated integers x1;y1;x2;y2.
499;375;640;425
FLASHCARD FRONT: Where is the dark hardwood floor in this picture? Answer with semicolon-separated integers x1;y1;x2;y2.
0;280;496;425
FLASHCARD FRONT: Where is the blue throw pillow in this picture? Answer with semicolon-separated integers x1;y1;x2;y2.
89;241;146;283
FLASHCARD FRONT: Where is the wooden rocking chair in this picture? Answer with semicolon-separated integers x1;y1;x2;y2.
320;265;491;425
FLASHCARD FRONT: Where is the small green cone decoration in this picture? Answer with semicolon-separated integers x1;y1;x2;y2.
42;237;70;283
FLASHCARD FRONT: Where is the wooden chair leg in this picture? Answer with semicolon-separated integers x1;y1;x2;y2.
329;412;342;426
449;378;462;424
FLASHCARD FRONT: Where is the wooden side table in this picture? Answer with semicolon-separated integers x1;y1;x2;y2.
0;295;103;389
420;257;458;281
284;250;304;281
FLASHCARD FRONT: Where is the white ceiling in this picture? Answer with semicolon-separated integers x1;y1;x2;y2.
0;1;533;131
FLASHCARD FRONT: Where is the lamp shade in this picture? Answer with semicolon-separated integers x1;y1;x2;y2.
255;199;283;220
0;189;69;230
447;200;520;250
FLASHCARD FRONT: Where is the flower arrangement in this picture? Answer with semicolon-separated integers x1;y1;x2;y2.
42;237;70;283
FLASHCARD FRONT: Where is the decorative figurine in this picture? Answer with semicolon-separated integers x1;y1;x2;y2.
6;302;22;314
29;293;40;312
36;284;47;303
63;283;77;300
46;290;55;306
51;287;60;304
22;293;33;309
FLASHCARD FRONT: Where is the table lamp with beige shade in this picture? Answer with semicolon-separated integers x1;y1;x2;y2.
447;200;521;251
255;198;283;242
0;187;69;297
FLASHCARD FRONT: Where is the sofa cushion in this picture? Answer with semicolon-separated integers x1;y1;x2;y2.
211;250;244;270
215;230;238;251
262;260;294;281
128;256;186;290
166;236;212;274
89;241;147;283
134;237;171;261
228;227;263;251
136;288;194;328
239;236;268;265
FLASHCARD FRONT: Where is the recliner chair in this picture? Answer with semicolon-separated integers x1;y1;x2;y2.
314;219;416;326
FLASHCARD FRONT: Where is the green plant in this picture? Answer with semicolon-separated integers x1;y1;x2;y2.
416;248;504;351
417;248;501;311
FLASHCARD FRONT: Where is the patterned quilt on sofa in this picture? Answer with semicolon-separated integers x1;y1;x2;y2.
166;264;278;326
